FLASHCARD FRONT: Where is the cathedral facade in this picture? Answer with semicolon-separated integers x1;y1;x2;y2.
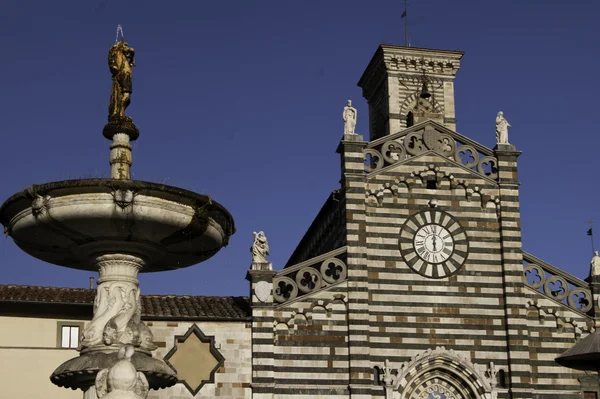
247;44;596;399
0;44;597;399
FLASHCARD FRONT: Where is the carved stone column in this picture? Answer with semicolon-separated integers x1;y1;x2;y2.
80;254;154;352
110;133;132;179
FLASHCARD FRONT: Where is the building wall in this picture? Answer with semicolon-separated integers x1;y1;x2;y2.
271;283;350;399
362;152;508;397
525;290;593;396
148;320;252;399
0;315;87;399
0;314;251;399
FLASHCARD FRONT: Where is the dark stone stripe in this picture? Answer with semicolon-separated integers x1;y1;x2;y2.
275;378;349;386
368;289;505;299
276;340;349;347
272;387;350;395
274;354;349;361
369;342;528;353
368;301;511;311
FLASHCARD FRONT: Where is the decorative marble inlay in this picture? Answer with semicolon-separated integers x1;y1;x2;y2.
364;123;498;180
523;252;592;314
273;248;348;304
164;324;225;395
255;280;271;303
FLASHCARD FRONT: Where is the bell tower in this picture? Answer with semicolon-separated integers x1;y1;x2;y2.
357;45;464;141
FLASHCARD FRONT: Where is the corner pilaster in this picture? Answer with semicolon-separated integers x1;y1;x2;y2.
494;143;533;399
587;252;600;328
337;134;372;399
246;262;276;399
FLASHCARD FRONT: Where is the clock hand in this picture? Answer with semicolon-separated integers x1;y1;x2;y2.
432;235;437;251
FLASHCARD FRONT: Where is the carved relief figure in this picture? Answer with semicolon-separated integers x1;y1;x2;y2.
251;231;270;263
80;281;154;350
495;111;511;144
343;99;357;135
108;40;136;119
95;345;149;399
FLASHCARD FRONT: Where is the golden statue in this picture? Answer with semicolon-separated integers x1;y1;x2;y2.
108;40;135;118
103;32;139;141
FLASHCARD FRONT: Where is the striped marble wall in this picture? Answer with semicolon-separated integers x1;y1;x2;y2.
252;128;595;399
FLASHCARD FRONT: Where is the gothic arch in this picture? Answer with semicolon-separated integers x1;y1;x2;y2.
404;370;476;399
386;347;495;399
400;92;444;118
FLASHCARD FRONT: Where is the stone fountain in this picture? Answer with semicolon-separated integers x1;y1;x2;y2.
0;32;235;399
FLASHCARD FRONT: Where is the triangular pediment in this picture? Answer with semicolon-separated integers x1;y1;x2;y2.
369;119;494;155
364;119;498;181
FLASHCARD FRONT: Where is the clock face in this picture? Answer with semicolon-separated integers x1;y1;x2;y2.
399;210;469;279
413;224;454;264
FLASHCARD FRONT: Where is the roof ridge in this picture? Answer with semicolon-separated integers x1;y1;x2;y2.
0;284;248;299
0;285;251;320
1;283;93;291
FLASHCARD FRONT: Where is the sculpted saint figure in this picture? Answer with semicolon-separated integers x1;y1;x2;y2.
108;40;136;119
343;100;357;135
495;111;511;144
251;231;270;264
591;251;600;277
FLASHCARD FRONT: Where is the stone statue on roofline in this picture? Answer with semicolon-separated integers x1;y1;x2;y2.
591;251;600;277
251;231;270;264
343;99;357;135
495;111;511;145
95;345;149;399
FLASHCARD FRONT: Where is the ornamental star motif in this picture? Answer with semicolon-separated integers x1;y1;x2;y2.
163;324;225;395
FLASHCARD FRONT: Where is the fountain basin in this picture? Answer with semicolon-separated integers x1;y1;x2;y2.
51;349;177;390
0;179;235;272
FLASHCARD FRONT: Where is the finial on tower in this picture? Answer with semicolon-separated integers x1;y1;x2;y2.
401;0;409;47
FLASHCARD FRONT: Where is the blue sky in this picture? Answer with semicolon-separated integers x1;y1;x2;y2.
0;0;599;296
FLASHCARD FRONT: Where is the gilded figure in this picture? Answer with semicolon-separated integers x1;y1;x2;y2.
108;40;136;119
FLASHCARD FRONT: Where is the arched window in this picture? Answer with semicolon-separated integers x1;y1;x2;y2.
406;111;414;128
498;369;507;388
373;366;381;385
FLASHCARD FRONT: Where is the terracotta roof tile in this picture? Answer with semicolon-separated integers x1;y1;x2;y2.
0;284;250;321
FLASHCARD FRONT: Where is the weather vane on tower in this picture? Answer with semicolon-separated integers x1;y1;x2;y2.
401;0;410;47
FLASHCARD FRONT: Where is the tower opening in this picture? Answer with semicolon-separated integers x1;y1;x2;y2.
406;111;414;128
